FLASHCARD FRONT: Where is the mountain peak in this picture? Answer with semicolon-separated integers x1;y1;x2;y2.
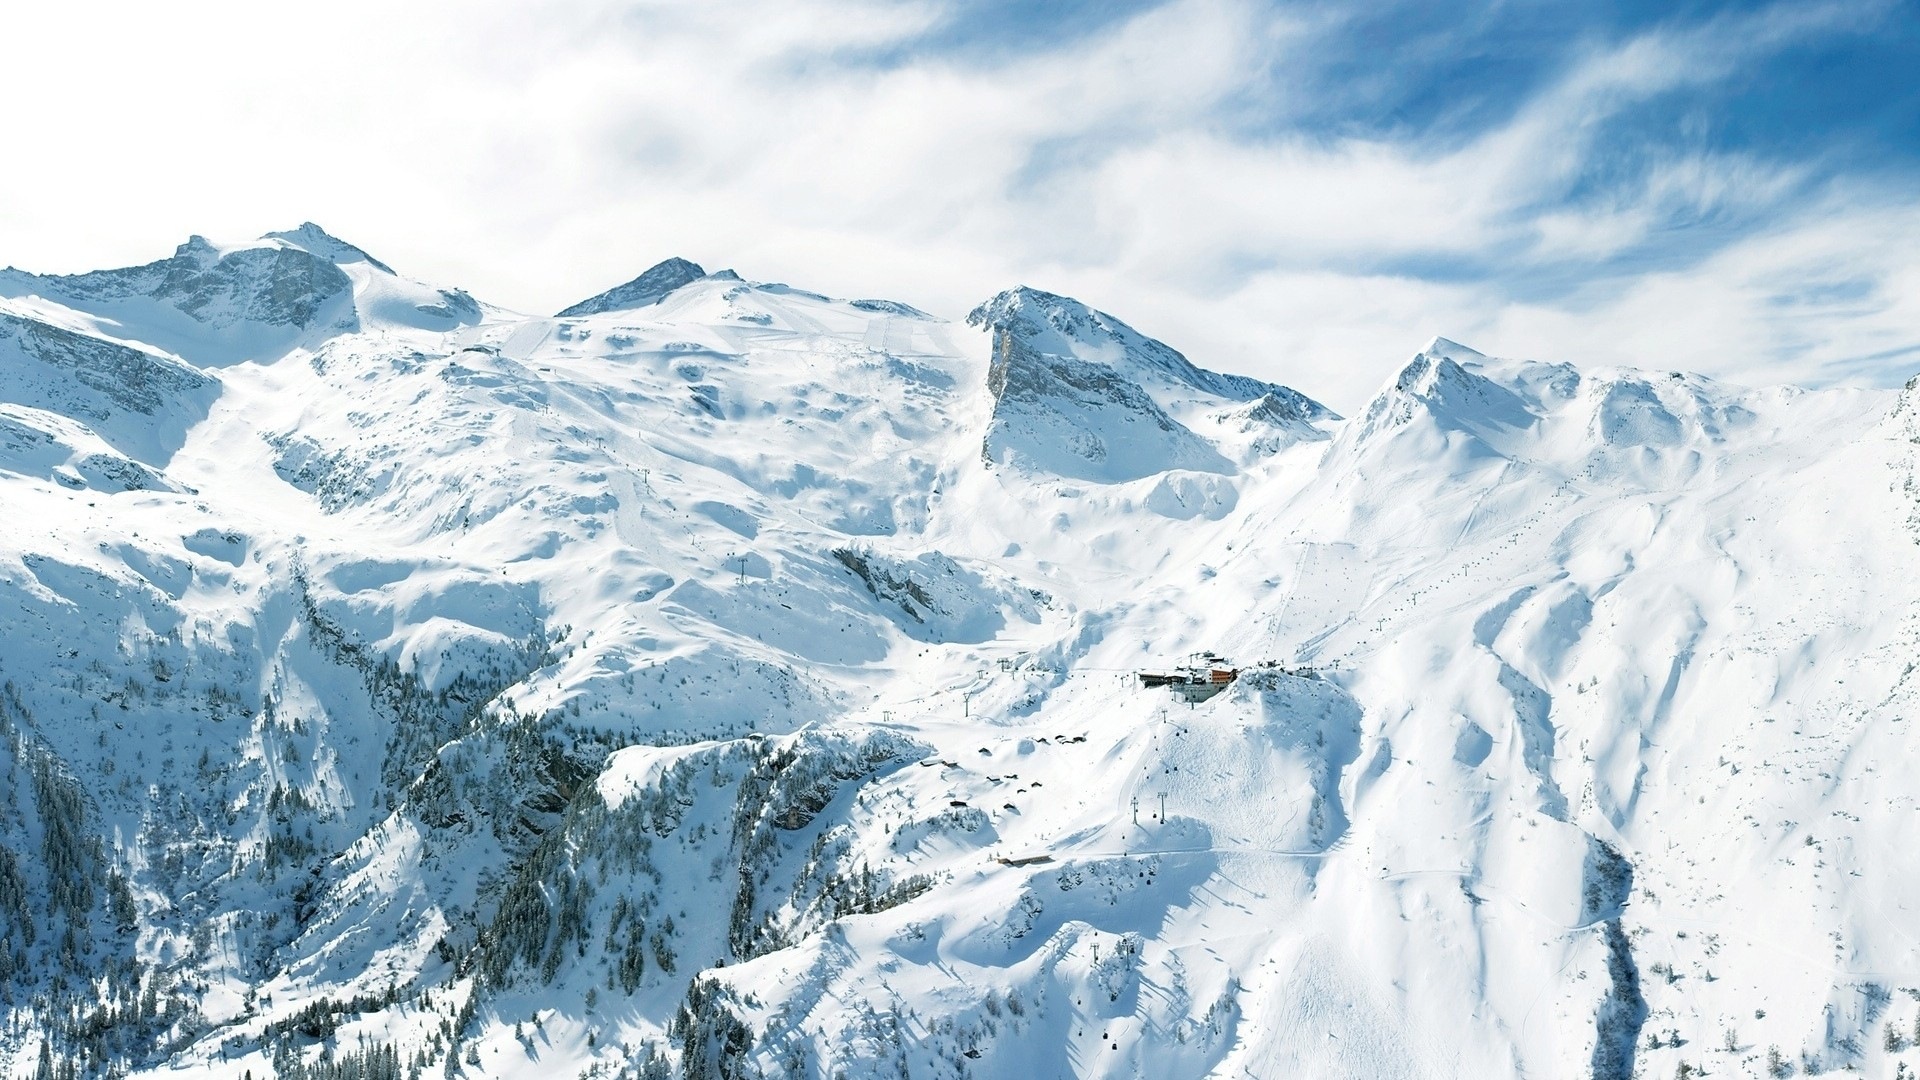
1423;336;1486;361
966;284;1067;323
262;222;394;274
966;286;1095;345
1349;343;1547;446
968;286;1293;406
557;257;708;317
968;285;1339;481
174;234;219;263
30;230;358;341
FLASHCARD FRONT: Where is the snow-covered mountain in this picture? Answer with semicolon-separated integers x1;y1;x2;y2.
3;225;1918;1080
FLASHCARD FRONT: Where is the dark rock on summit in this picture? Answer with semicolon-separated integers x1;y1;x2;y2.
557;258;708;317
47;232;354;330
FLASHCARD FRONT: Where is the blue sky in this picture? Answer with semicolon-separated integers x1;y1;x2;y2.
3;0;1918;407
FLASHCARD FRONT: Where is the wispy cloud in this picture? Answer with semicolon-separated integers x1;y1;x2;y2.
1;0;1914;407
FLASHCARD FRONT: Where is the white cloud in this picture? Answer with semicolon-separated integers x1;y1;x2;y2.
2;0;1914;412
1479;194;1920;386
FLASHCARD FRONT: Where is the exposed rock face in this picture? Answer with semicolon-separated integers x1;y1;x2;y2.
557;257;709;317
1227;388;1337;451
968;285;1301;403
0;311;217;461
0;225;490;365
848;298;932;318
982;320;1225;480
47;234;354;329
967;286;1327;482
0;311;212;416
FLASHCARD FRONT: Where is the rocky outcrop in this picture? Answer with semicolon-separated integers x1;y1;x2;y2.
47;233;354;329
0;312;217;461
968;287;1265;482
558;257;709;317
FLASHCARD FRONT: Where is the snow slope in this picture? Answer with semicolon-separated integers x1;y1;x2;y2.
3;226;1919;1080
